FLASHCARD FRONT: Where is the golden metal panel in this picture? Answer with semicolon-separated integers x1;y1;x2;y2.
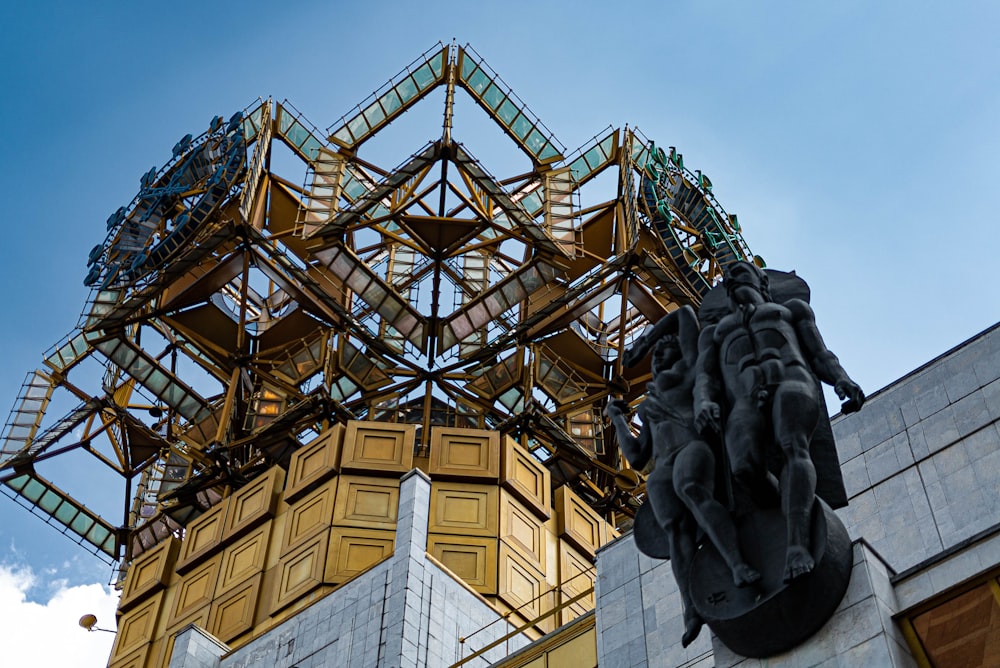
120;537;178;611
176;502;227;573
546;621;597;667
168;556;219;626
271;529;330;614
325;527;394;583
333;475;400;529
112;591;163;659
501;438;551;520
429;482;498;537
558;541;595;609
554;485;606;558
340;420;416;476
429;534;498;595
500;491;546;572
217;524;270;595
428;427;500;481
280;477;337;555
209;572;262;643
109;643;151;668
498;542;548;622
223;466;283;539
284;425;342;502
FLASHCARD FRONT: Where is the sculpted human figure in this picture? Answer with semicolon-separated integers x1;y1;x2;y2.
693;262;865;582
605;305;759;647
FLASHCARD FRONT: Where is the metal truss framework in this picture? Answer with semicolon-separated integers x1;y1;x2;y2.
0;43;758;567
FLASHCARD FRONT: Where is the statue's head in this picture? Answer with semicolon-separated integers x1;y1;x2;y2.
724;261;770;303
650;334;682;375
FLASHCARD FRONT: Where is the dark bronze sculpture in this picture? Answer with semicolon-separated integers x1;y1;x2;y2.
694;261;864;582
608;262;865;656
605;305;758;647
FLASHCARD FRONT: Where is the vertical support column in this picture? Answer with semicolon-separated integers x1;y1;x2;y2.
168;624;228;668
380;468;433;667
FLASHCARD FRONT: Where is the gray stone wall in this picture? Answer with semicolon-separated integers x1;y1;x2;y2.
833;323;1000;572
170;470;530;668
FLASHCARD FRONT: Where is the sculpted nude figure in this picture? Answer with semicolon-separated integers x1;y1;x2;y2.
606;305;759;646
693;262;865;582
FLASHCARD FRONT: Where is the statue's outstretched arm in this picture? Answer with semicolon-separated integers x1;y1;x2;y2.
693;325;723;434
623;305;697;368
787;299;866;412
604;399;652;469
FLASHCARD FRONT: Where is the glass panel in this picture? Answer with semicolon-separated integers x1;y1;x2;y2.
38;489;61;513
278;108;293;134
71;513;95;535
397;77;418;103
55;503;79;524
412;63;435;89
430;51;445;77
382;89;403;115
525;129;546;153
86;524;110;546
460;53;476;80
467;68;490;95
511;114;533;140
332;127;352;145
483;83;505;110
539;143;560;161
363;102;386;128
347;115;368;141
497;99;518;124
23;478;45;501
285;121;309;150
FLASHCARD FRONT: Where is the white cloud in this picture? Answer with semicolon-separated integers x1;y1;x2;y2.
0;562;119;667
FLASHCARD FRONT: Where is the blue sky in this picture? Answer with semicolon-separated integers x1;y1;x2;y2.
1;1;998;660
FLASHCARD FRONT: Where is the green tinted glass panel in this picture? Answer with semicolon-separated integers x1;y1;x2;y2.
86;524;110;546
461;54;476;79
348;115;367;140
511;114;532;140
71;514;95;535
285;121;308;149
467;68;490;95
38;489;61;513
497;99;518;124
383;90;403;114
363;102;386;127
397;77;418;103
430;52;444;77
23;477;45;500
55;503;79;524
483;83;505;110
101;534;117;554
520;191;543;215
332;127;352;145
412;63;435;89
302;136;322;161
539;144;560;161
525;129;546;153
278;109;293;135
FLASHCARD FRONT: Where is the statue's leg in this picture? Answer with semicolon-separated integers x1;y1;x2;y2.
665;514;704;648
674;441;760;587
773;381;820;582
724;400;768;509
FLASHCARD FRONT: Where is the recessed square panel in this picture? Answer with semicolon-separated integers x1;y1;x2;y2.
555;485;607;557
216;524;270;595
209;573;262;643
285;425;343;502
500;492;546;572
428;427;500;481
120;537;179;611
429;482;498;537
325;527;394;583
176;502;227;573
333;475;400;529
501;438;551;520
169;556;219;626
223;466;283;539
111;591;163;659
428;535;498;595
271;530;329;614
498;543;547;620
340;420;415;476
280;478;337;555
558;541;595;608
